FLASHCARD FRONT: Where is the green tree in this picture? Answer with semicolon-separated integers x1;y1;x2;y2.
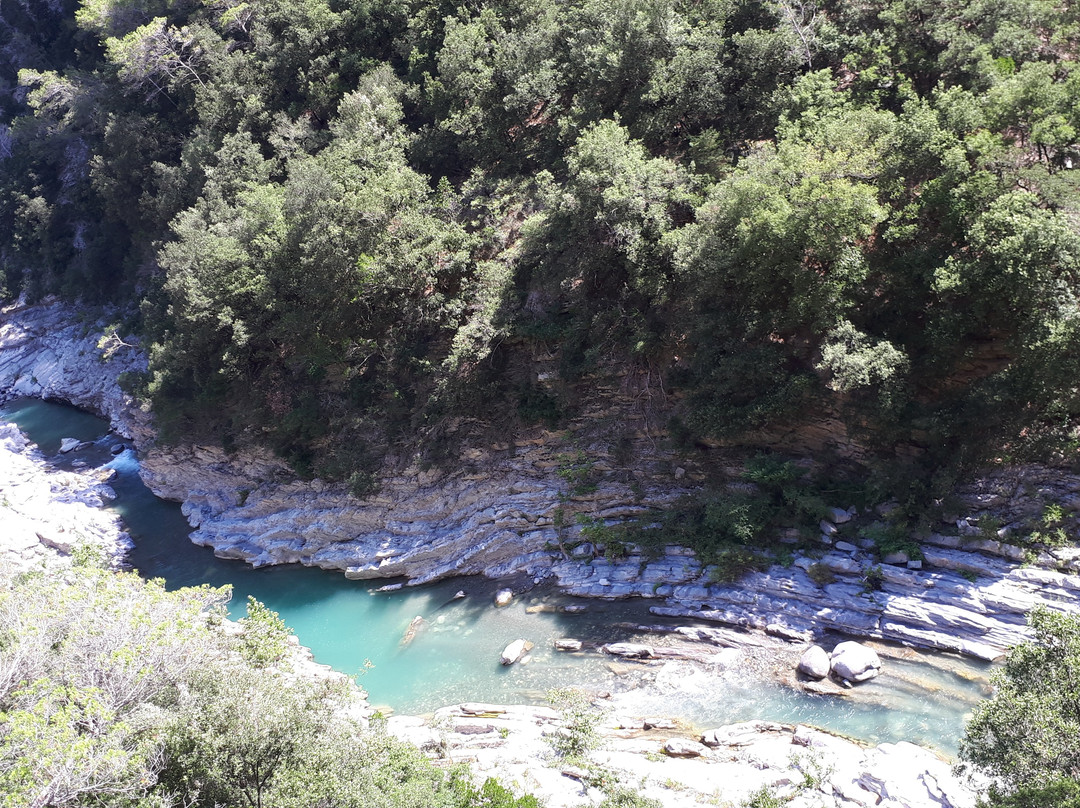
959;608;1080;802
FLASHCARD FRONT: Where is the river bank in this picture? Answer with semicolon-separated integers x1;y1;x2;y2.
2;299;1078;668
0;411;985;807
0;419;130;569
387;705;980;808
0;396;992;749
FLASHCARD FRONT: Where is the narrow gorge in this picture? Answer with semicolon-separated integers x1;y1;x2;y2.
4;297;1077;807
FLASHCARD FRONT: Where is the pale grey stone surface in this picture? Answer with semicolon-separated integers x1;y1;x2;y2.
798;645;831;679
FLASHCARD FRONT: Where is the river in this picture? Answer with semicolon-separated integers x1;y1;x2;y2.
0;397;993;753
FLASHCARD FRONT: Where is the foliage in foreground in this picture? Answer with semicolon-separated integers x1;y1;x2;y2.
959;608;1080;807
0;562;535;808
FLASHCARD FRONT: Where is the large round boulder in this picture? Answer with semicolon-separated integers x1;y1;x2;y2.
830;641;882;683
797;645;831;680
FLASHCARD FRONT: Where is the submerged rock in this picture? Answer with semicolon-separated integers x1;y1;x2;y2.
399;616;425;647
500;639;533;665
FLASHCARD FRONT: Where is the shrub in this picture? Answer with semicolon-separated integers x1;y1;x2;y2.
546;688;602;762
807;563;836;587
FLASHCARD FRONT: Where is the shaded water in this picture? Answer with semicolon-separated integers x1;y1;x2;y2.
1;397;991;753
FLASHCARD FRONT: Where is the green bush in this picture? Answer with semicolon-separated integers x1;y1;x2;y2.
546;688;602;762
961;609;1080;795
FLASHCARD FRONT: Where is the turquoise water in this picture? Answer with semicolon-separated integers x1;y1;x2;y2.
1;397;991;751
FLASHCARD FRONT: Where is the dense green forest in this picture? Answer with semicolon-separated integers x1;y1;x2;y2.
2;0;1079;488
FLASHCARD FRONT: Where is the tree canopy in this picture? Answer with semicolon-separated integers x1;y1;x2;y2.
1;0;1079;486
960;608;1080;808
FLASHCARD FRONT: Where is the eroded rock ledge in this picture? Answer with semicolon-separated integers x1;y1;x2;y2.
388;706;978;808
2;299;1078;662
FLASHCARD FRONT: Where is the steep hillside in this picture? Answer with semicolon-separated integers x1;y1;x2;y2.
1;0;1078;500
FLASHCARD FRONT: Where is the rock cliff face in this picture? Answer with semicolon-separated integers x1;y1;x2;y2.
2;299;1079;663
0;300;150;441
0;298;696;585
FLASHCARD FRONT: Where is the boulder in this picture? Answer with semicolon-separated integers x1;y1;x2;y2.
554;638;582;652
500;638;533;665
820;520;839;537
827;507;854;525
830;641;882;683
797;645;830;680
59;437;82;453
664;739;707;758
882;551;909;565
494;589;514;607
110;443;125;455
601;642;654;659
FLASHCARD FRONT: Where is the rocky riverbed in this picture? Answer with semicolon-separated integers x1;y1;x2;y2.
0;336;991;806
0;424;986;808
387;702;981;808
0;420;130;569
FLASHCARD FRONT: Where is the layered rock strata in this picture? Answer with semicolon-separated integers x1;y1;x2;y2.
2;300;1079;662
550;532;1080;661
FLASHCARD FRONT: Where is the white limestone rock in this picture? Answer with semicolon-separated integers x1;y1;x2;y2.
663;738;707;757
602;642;654;659
797;645;830;680
500;638;533;665
830;641;882;683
